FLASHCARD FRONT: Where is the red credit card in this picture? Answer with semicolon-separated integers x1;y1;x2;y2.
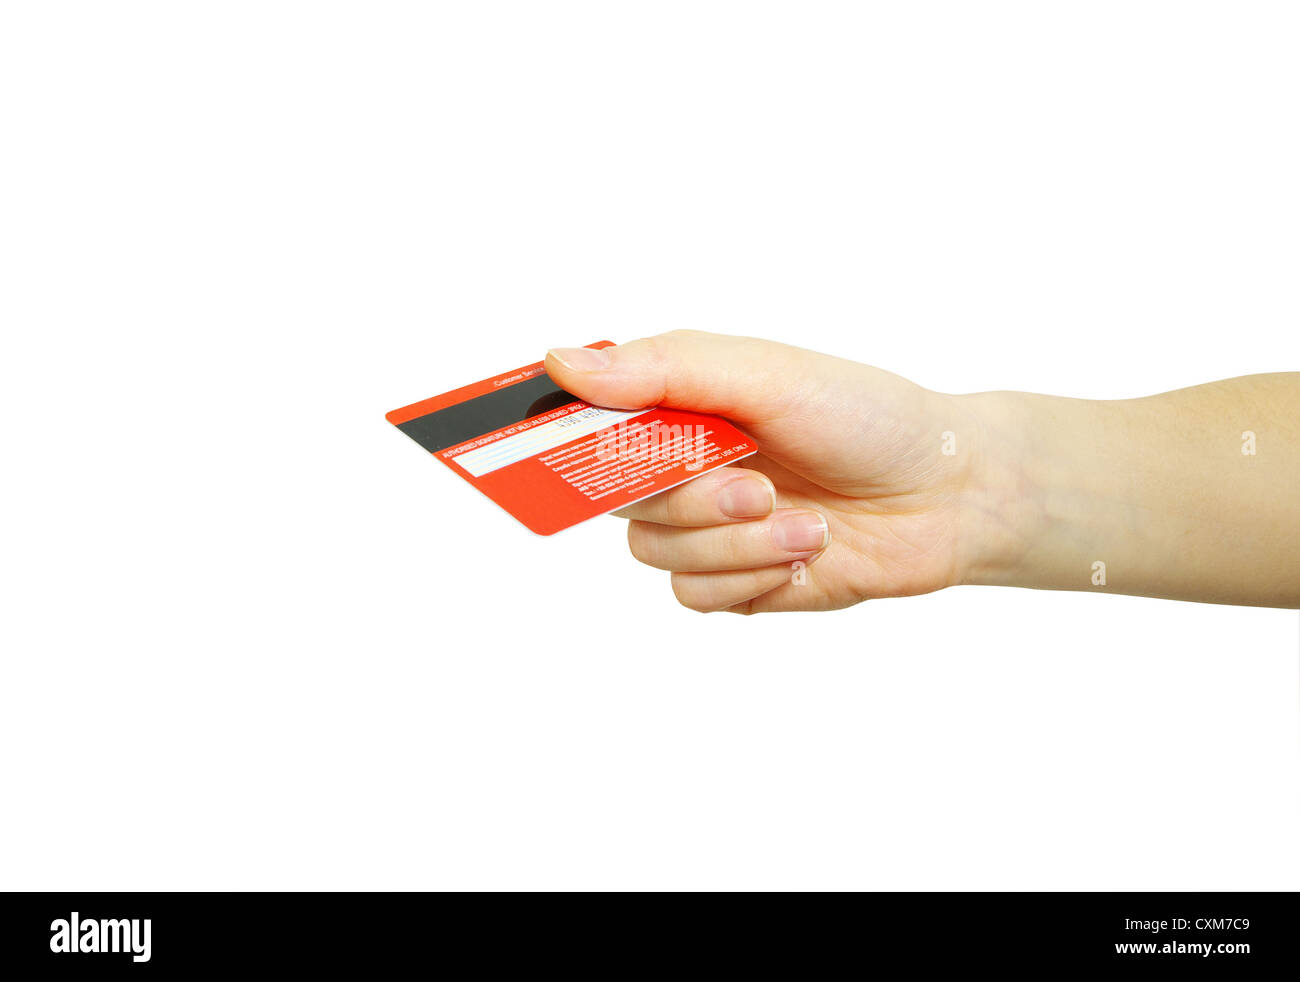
386;341;758;535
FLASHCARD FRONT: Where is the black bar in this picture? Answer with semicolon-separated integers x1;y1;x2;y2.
397;372;578;453
1;892;1296;973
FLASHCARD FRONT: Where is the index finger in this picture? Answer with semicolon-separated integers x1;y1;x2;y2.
613;466;776;527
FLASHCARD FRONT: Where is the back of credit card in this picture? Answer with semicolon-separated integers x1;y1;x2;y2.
386;341;758;534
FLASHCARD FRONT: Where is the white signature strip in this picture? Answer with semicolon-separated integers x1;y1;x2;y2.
452;408;643;477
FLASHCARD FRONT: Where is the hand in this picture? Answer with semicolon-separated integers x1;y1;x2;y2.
545;331;979;612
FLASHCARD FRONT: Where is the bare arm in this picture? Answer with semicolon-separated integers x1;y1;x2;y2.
545;333;1300;611
961;374;1300;607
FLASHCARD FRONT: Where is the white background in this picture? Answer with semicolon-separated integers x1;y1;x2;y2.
2;2;1297;890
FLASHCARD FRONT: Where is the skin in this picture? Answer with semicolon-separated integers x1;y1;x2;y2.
545;331;1300;613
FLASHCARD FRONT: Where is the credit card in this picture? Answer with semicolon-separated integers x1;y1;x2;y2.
386;341;759;535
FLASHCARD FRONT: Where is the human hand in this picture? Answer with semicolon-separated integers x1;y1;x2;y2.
545;331;979;612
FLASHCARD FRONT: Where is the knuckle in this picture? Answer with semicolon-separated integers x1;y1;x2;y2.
626;520;663;568
718;524;756;568
662;488;696;526
670;573;717;613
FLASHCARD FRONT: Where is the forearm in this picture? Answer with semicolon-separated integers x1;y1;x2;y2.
955;374;1300;607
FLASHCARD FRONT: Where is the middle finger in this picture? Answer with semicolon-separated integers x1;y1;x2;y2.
626;509;830;572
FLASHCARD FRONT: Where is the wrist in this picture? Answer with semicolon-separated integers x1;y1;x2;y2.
950;389;1104;591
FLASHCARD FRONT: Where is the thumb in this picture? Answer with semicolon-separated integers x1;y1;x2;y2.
544;330;812;422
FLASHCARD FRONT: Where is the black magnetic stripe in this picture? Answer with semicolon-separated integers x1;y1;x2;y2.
396;372;580;453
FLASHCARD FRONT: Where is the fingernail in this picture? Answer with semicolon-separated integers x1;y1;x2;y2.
547;346;612;372
718;476;776;518
772;512;830;553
